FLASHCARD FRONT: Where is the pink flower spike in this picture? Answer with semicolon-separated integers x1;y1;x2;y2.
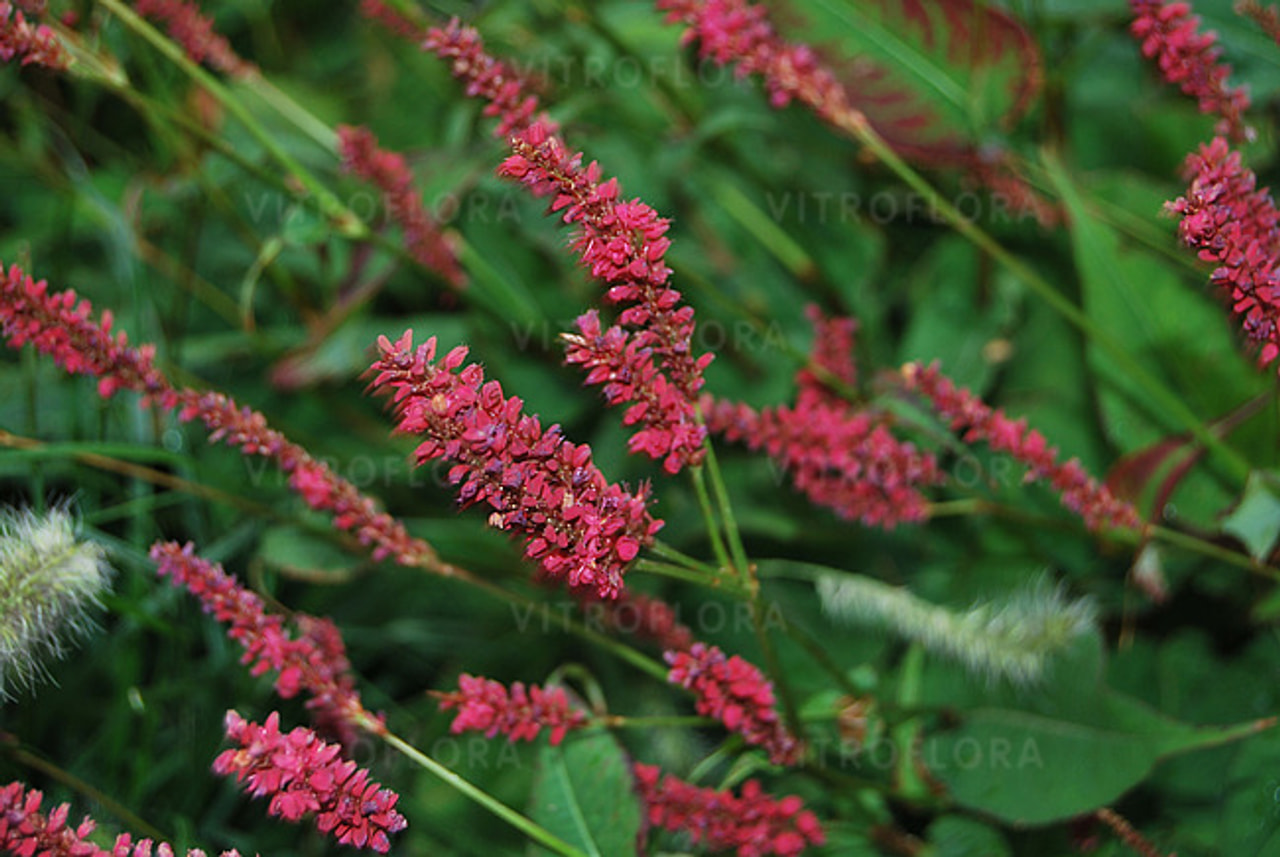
435;674;587;745
0;781;242;856
337;125;467;289
368;329;663;601
704;308;941;528
421;18;555;139
0;260;443;572
1129;0;1251;141
214;711;407;853
1167;136;1280;370
150;540;375;743
900;362;1143;533
133;0;255;78
0;2;67;68
633;764;825;857
666;643;802;765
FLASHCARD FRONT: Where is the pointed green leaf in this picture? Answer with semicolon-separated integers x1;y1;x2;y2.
526;731;642;857
1221;471;1280;561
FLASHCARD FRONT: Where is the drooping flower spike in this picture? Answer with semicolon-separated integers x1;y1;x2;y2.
666;642;803;765
633;763;825;857
0;781;242;856
900;362;1143;533
368;329;663;601
0;261;443;573
337;124;467;290
133;0;256;78
151;540;373;743
1129;0;1252;142
214;711;407;853
434;674;587;745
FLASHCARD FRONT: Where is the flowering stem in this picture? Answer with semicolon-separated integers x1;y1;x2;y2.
690;464;734;573
374;727;591;857
649;540;722;577
837;113;1251;486
699;437;754;587
97;0;368;240
633;557;748;593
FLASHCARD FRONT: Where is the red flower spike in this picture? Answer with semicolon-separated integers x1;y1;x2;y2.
368;330;662;601
666;643;802;765
421;18;554;139
900;362;1143;532
1130;0;1252;142
633;763;825;857
0;1;66;68
582;590;695;652
414;18;711;471
705;308;941;528
337;125;466;289
214;712;407;853
150;541;375;743
0;261;442;571
0;781;241;856
1167;136;1280;369
435;674;587;745
133;0;255;78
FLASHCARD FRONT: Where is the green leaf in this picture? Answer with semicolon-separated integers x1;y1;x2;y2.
1221;471;1280;561
922;634;1275;826
927;815;1012;857
526;731;642;857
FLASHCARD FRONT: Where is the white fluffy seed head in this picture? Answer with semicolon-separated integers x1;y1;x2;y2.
0;504;112;698
818;572;1096;685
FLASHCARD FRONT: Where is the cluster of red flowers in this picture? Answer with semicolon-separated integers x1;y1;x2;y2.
1129;0;1251;142
435;674;587;745
657;0;848;115
666;642;801;765
901;362;1143;532
498;119;710;473
215;711;407;853
633;764;824;857
367;329;662;600
151;541;373;743
415;20;711;473
705;308;942;527
0;781;241;856
133;0;255;78
337;124;466;290
1167;136;1280;368
0;0;65;68
0;261;441;571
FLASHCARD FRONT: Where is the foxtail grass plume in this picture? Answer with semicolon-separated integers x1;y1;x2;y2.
0;505;110;697
817;574;1096;685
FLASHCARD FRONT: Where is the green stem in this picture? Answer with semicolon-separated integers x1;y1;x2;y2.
689;465;733;573
377;728;590;857
699;438;753;586
650;539;722;577
633;558;747;593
